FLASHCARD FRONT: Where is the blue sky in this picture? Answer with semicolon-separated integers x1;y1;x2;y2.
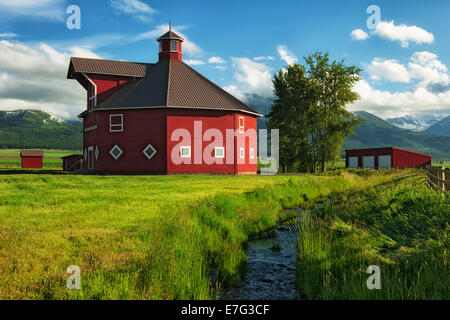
0;0;449;121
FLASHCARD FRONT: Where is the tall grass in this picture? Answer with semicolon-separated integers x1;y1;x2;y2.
296;172;449;299
0;171;397;299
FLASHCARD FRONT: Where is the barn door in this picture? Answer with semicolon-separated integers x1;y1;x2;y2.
88;146;94;170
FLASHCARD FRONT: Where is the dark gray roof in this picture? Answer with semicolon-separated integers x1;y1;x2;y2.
96;59;262;116
67;57;147;79
157;31;184;41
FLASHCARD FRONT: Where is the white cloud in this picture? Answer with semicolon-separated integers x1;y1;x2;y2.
366;51;449;89
0;40;101;120
373;20;434;47
0;33;18;38
224;58;273;100
184;59;205;66
367;58;410;83
253;56;275;61
351;29;369;40
132;24;202;56
277;45;297;66
349;79;450;118
0;0;65;21
110;0;157;22
208;56;226;64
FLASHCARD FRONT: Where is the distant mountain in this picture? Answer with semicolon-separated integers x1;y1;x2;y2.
344;111;450;159
425;116;450;137
0;110;82;150
385;115;438;131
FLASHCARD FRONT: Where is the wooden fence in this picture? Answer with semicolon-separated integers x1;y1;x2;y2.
425;166;450;194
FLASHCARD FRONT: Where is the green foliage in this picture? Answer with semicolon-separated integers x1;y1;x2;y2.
0;110;82;150
268;52;361;173
296;172;450;299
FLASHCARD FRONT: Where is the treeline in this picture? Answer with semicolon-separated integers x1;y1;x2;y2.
0;124;82;150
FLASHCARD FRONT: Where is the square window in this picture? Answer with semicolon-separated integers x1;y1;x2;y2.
180;146;191;158
240;147;245;159
171;40;178;52
239;117;245;133
250;148;254;159
109;145;123;160
143;144;157;160
215;147;225;158
110;114;123;132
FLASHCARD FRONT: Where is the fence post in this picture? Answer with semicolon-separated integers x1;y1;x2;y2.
442;167;446;192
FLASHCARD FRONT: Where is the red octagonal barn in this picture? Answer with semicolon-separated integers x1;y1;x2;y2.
67;29;262;174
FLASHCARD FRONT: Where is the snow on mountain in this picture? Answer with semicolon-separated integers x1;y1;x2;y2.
385;116;438;132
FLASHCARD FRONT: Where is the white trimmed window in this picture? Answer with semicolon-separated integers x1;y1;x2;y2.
171;40;178;52
109;145;123;160
180;146;191;158
214;147;225;158
110;114;123;132
239;117;245;133
240;147;245;159
143;144;157;160
250;148;254;159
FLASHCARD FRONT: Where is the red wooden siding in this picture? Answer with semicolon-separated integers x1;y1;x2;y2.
345;147;431;169
21;157;43;169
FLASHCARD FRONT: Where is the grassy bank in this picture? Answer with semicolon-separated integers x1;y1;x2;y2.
296;171;449;299
0;171;399;299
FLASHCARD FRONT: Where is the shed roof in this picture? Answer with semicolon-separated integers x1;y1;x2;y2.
67;57;148;79
20;150;43;157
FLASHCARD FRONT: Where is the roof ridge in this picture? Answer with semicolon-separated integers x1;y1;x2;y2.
166;59;172;105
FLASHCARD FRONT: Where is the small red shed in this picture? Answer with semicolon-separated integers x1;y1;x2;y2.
20;150;43;169
61;154;83;171
345;147;432;169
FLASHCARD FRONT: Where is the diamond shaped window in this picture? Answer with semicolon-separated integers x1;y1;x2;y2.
109;145;123;160
143;144;157;160
84;148;87;160
95;146;99;160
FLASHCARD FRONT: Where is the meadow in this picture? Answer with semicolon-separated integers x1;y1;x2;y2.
0;149;79;169
0;164;403;299
296;171;449;299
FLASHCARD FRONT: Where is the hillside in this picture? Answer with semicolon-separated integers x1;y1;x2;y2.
343;111;450;159
425;115;450;136
0;110;82;150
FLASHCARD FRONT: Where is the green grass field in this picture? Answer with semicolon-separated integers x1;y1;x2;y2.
0;149;79;170
0;167;406;300
296;172;449;299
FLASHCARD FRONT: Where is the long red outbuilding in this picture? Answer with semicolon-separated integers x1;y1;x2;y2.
67;28;261;174
345;147;432;169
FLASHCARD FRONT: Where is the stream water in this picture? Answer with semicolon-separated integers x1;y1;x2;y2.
222;213;301;300
222;201;330;300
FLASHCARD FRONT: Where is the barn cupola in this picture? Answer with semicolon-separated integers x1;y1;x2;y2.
157;22;184;61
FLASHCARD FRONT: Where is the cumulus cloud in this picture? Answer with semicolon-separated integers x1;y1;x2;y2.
208;56;226;64
277;45;297;66
373;20;434;47
0;0;65;21
351;29;369;40
366;51;449;88
184;59;205;66
132;24;202;56
223;58;273;100
367;58;410;83
0;40;101;120
110;0;157;22
351;51;450;118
